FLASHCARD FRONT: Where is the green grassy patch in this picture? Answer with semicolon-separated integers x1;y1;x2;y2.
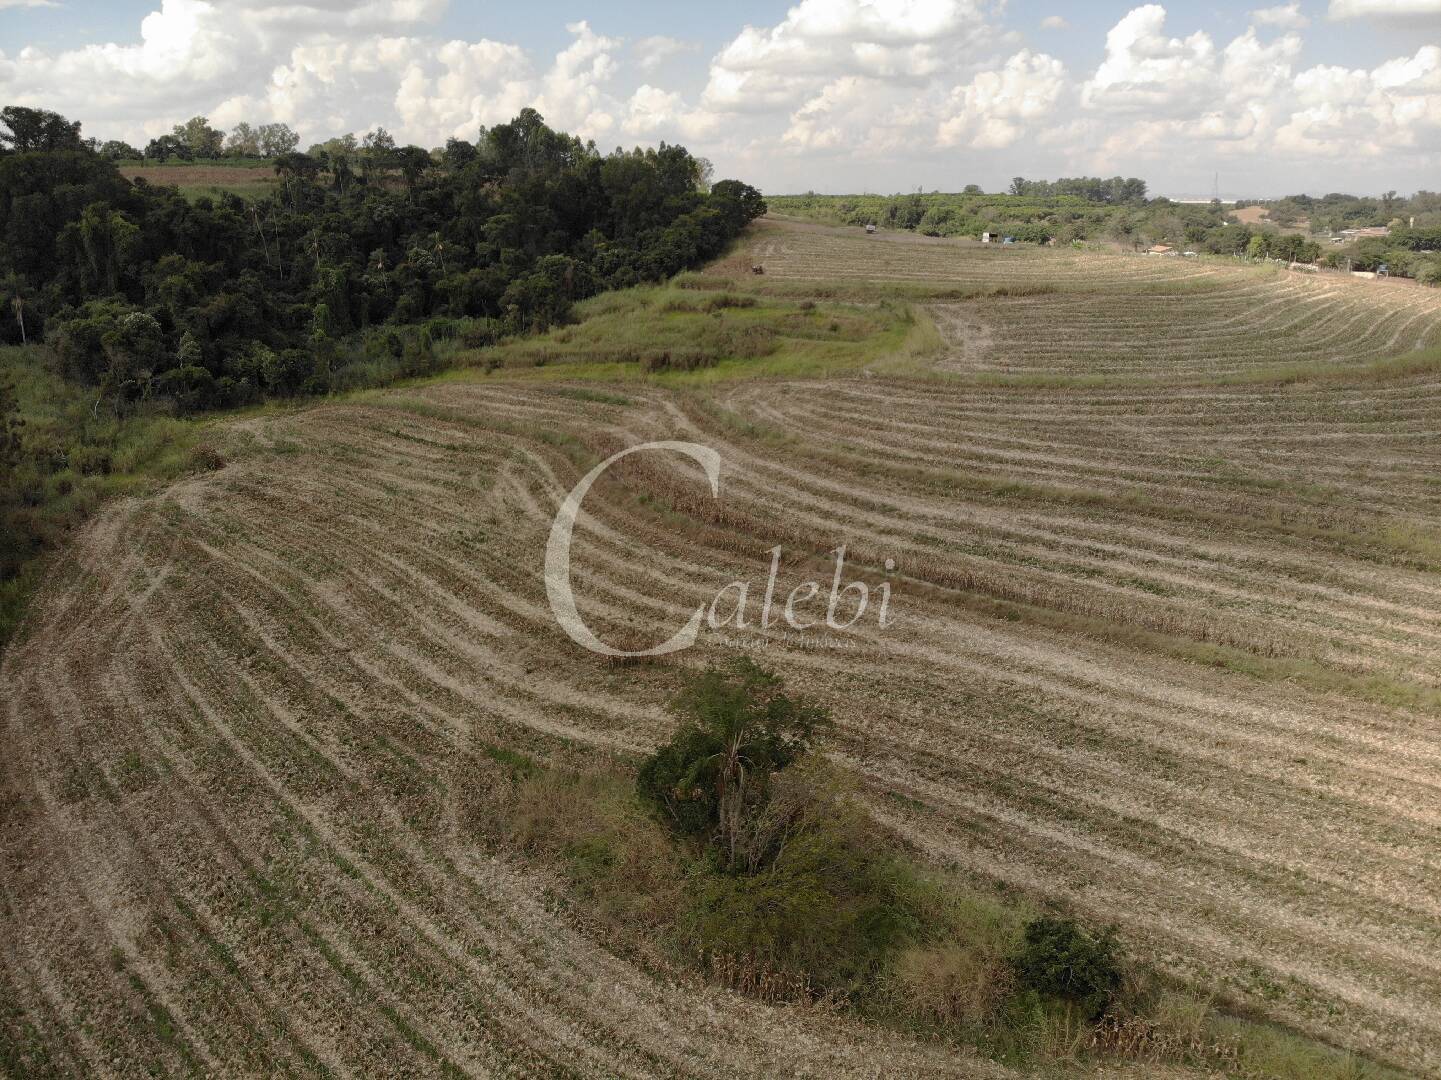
0;346;209;654
448;284;928;385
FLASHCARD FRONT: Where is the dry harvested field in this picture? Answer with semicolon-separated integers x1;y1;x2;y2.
739;219;1441;377
117;163;279;200
4;217;1441;1076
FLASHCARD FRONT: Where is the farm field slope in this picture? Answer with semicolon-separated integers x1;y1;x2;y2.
4;218;1441;1076
742;218;1441;377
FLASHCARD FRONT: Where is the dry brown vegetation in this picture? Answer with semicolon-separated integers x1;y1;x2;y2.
117;163;279;200
3;217;1439;1076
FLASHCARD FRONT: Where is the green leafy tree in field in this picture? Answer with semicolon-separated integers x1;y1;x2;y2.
637;657;830;872
710;179;768;229
143;134;189;161
98;139;141;161
257;122;299;158
172;116;225;158
224;122;261;157
312;133;358;159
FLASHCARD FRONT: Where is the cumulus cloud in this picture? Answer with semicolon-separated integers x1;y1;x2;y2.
1278;45;1441;153
0;1;629;146
938;51;1067;148
699;0;1000;114
0;0;60;8
0;0;1439;193
1040;15;1069;30
1251;2;1310;27
1329;0;1441;17
1081;5;1218;114
633;35;698;73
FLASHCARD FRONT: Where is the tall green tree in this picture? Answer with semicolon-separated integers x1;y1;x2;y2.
172;116;225;158
0;106;83;153
225;122;261;157
637;658;830;872
257;122;299;158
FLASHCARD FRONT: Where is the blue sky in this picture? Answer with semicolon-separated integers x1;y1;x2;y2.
2;1;1439;196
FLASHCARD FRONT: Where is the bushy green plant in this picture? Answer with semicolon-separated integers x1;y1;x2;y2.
679;774;923;997
636;657;829;870
1011;916;1123;1020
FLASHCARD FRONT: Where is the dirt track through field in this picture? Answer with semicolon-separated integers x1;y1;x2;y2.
4;219;1441;1076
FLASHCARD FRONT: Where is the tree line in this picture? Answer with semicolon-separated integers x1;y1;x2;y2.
770;186;1441;282
0;104;767;413
1007;176;1149;204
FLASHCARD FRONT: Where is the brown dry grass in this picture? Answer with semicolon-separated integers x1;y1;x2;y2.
1;219;1437;1076
118;164;276;185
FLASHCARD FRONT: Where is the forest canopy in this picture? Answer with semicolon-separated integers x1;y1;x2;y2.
0;105;767;412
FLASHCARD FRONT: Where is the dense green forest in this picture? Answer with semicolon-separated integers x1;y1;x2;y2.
769;184;1441;283
0;103;766;648
0;104;765;409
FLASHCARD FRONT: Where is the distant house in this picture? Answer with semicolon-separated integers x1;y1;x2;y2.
981;231;992;243
1340;226;1391;240
1148;244;1174;255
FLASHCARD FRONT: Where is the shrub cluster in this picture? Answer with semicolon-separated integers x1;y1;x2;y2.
472;660;1400;1078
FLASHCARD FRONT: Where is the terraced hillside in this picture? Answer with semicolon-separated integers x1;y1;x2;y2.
4;218;1441;1077
743;218;1441;377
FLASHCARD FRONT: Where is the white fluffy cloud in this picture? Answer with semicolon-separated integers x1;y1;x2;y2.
0;1;630;146
700;0;1000;113
1081;5;1218;114
632;36;698;73
938;50;1066;148
1251;2;1310;28
1278;45;1441;153
1330;0;1441;17
0;1;1438;193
